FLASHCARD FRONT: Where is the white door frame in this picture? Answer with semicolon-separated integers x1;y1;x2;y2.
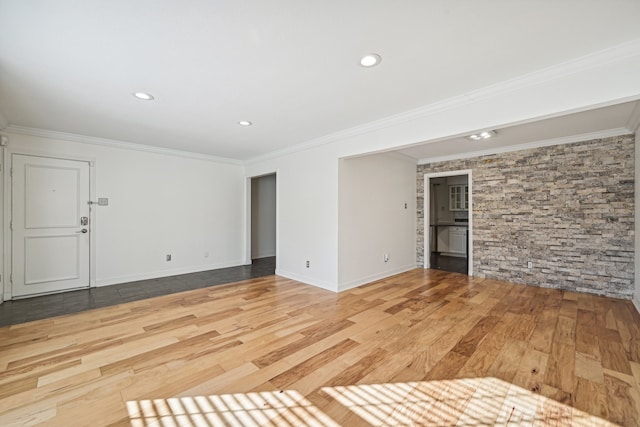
244;170;279;269
3;147;97;300
423;169;473;275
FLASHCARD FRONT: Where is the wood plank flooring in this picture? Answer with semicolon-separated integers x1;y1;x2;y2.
0;257;276;327
1;269;640;426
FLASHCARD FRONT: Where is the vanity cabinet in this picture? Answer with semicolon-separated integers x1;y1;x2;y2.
449;185;469;211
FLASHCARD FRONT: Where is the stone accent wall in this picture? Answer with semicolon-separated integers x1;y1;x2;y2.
417;135;635;298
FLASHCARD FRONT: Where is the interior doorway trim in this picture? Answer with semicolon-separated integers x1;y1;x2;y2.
3;146;97;301
423;169;473;275
244;170;279;270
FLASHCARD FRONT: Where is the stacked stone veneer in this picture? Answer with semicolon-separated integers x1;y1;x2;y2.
417;134;635;298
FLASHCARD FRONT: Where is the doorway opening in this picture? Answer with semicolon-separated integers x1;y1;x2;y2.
424;170;472;275
249;173;277;267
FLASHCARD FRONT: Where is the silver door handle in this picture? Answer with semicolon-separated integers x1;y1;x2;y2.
76;229;88;234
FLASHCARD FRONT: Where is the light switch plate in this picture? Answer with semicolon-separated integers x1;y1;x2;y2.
98;198;109;206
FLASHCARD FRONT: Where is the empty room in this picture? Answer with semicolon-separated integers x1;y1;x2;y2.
1;1;640;426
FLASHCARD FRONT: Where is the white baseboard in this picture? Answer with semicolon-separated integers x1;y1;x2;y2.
275;265;419;293
338;264;418;292
275;268;337;292
95;259;245;287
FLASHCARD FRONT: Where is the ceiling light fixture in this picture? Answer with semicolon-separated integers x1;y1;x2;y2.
360;53;382;67
467;130;497;141
133;92;154;101
238;120;252;126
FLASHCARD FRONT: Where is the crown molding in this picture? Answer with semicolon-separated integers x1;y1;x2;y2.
245;38;640;166
417;128;631;165
5;125;243;165
5;39;639;167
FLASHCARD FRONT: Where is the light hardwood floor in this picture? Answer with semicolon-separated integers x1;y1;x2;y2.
1;269;639;426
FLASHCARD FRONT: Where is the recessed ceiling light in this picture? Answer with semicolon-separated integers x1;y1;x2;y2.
467;130;497;141
238;120;252;126
360;53;382;67
133;92;154;101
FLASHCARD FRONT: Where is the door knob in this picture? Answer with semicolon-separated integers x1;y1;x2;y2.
76;229;88;234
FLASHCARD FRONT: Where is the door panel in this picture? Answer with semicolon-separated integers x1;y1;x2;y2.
12;154;90;297
26;165;80;228
25;235;80;284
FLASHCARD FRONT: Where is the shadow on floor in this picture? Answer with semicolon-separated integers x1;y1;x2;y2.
0;257;276;327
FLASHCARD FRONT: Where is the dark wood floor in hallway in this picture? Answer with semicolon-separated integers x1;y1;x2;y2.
1;269;639;426
0;257;276;326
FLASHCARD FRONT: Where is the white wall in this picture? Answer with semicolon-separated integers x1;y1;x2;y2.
338;153;416;290
251;174;276;259
2;44;638;299
2;131;245;296
245;144;339;291
246;45;640;293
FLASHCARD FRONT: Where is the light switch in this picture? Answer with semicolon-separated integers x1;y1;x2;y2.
98;198;109;206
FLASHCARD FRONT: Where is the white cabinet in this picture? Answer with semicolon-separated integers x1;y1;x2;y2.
436;227;449;252
449;227;467;255
449;185;469;211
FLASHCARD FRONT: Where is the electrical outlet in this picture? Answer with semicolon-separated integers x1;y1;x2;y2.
384;254;389;263
204;251;209;258
527;261;532;269
306;260;310;268
166;254;172;261
98;198;109;206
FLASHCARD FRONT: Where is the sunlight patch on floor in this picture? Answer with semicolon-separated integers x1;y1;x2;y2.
126;377;615;426
321;377;615;426
126;389;338;427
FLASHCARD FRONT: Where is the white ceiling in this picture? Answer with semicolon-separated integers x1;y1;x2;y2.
1;1;640;161
398;101;640;162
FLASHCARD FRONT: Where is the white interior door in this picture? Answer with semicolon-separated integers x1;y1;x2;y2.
11;154;90;297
